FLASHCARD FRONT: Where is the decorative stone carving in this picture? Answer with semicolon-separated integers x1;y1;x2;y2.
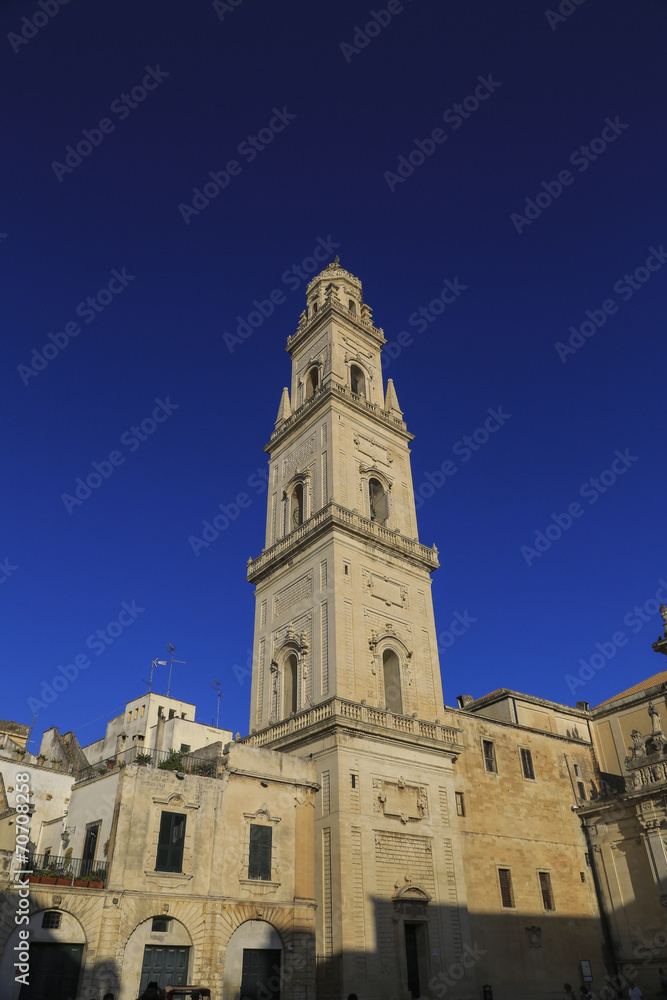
372;776;428;822
652;605;667;658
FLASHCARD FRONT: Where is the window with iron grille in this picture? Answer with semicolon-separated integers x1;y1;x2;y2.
155;812;186;873
483;740;497;774
520;748;535;780
42;911;61;929
498;868;514;908
152;917;171;933
539;871;554;910
248;824;272;880
455;792;465;817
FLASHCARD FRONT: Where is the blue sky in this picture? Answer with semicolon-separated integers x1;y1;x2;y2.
2;0;666;750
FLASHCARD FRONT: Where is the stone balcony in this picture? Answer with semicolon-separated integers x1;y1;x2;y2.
242;696;462;752
247;500;439;582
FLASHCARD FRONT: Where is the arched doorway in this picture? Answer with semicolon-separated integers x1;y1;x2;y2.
121;916;193;999
223;920;283;1000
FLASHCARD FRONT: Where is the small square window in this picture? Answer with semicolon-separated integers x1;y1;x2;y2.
455;792;465;817
483;740;497;774
42;911;61;929
498;868;514;908
520;748;535;780
152;917;170;933
180;744;191;753
573;763;581;778
169;709;176;720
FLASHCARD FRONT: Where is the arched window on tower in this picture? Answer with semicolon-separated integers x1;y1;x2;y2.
311;301;318;315
305;367;319;399
383;649;403;714
284;654;298;716
290;483;304;529
349;299;356;315
369;478;388;526
350;364;366;397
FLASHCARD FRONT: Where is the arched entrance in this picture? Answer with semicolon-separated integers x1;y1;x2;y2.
0;909;87;1000
223;919;283;1000
121;916;193;999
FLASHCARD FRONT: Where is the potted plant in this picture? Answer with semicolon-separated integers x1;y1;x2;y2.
134;753;153;766
88;868;106;888
158;748;185;771
37;753;47;764
50;758;62;770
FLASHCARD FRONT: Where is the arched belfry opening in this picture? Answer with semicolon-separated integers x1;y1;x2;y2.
349;299;356;315
284;653;298;716
290;483;304;529
369;477;388;526
350;364;366;398
305;367;318;399
383;648;403;714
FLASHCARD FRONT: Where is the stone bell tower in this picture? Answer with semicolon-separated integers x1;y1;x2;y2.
247;259;445;728
245;260;468;1000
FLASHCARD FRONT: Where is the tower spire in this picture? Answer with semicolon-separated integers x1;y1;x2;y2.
275;386;291;426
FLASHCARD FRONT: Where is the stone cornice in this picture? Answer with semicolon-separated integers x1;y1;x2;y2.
247;501;439;583
266;382;412;453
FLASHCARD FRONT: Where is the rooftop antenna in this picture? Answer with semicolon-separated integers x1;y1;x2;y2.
211;680;224;728
166;643;187;698
142;657;167;693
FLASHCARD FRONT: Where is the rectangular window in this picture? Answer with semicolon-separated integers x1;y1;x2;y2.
42;911;61;929
43;848;51;864
156;812;186;873
580;871;586;883
520;748;535;780
483;740;497;774
539;871;554;910
140;705;145;717
573;763;581;778
585;852;591;867
577;781;586;800
180;744;191;753
498;868;514;908
151;916;171;933
351;774;356;788
169;709;176;720
248;824;272;881
455;792;465;817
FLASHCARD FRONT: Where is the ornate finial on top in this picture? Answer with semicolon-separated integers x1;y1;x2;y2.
652;603;667;659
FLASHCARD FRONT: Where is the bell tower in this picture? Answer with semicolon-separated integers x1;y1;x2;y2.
244;260;467;1000
248;259;444;729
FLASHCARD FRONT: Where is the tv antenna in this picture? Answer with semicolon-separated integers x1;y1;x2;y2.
166;643;187;698
211;679;224;728
142;657;167;693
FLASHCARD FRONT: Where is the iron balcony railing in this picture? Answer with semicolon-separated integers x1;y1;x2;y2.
75;746;219;784
27;853;110;886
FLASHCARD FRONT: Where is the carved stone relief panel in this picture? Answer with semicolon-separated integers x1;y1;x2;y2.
361;568;409;609
372;777;429;824
283;435;316;480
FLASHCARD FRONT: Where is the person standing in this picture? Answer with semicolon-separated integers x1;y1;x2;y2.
628;981;643;1000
